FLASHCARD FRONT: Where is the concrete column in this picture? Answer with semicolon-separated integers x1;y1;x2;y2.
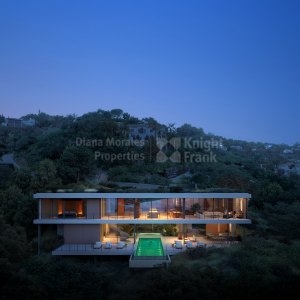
133;224;136;244
99;199;101;218
38;225;41;255
134;199;140;219
177;224;183;239
231;224;236;237
39;199;41;219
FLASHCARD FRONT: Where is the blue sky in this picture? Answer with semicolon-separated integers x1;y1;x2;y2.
0;0;299;144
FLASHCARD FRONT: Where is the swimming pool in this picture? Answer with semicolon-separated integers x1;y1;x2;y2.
135;234;164;257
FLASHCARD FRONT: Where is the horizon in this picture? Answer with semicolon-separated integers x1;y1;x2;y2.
1;108;297;146
1;0;299;145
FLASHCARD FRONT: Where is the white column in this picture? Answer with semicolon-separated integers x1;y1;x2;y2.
39;199;41;219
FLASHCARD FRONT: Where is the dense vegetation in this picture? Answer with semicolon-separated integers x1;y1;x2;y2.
0;109;300;299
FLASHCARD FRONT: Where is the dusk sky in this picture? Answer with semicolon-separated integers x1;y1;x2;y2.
0;0;299;145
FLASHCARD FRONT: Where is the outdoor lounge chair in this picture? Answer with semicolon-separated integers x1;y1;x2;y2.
186;241;194;249
104;242;112;249
93;241;102;249
175;240;183;249
196;241;206;248
116;242;126;249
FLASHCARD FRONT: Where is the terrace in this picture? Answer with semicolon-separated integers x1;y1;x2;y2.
51;235;238;256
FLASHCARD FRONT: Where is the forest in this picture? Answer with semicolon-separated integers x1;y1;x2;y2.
0;109;300;299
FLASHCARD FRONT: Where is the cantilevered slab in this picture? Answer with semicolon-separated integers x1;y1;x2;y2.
34;192;251;199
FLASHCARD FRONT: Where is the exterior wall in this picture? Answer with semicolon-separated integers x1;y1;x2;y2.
86;200;100;218
206;224;229;235
206;224;218;235
6;118;22;127
64;224;101;243
128;125;166;140
219;224;228;233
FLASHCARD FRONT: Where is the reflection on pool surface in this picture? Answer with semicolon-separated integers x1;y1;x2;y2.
135;235;164;257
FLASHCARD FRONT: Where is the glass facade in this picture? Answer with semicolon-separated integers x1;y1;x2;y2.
101;198;248;220
40;198;248;220
41;199;87;218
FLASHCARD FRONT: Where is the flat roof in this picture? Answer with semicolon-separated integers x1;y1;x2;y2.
34;192;251;199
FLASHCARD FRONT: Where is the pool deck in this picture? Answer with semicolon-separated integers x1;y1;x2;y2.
52;236;237;256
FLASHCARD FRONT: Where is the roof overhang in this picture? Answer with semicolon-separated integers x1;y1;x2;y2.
34;192;251;199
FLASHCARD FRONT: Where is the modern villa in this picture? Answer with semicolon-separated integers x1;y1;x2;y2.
34;192;251;267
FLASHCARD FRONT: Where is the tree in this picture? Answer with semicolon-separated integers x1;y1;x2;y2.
32;131;68;160
122;112;131;120
0;186;25;224
31;159;61;191
59;146;95;183
0;114;5;124
11;168;32;192
177;123;205;137
261;182;284;204
110;109;123;119
142;117;159;126
72;111;118;138
0;215;30;263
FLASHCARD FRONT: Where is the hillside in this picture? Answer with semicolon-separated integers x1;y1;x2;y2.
0;109;300;299
1;109;300;197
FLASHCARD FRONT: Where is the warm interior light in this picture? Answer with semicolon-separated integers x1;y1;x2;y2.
149;208;158;212
58;200;63;214
77;200;83;215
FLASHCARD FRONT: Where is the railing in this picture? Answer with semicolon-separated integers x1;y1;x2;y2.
53;244;94;252
52;239;239;256
52;243;134;254
41;211;247;220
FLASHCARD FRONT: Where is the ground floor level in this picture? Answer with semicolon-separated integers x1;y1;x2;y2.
37;223;246;255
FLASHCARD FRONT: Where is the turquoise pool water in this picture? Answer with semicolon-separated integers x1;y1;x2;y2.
135;238;164;256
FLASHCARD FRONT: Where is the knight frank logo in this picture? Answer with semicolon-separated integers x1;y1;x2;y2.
156;137;181;163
